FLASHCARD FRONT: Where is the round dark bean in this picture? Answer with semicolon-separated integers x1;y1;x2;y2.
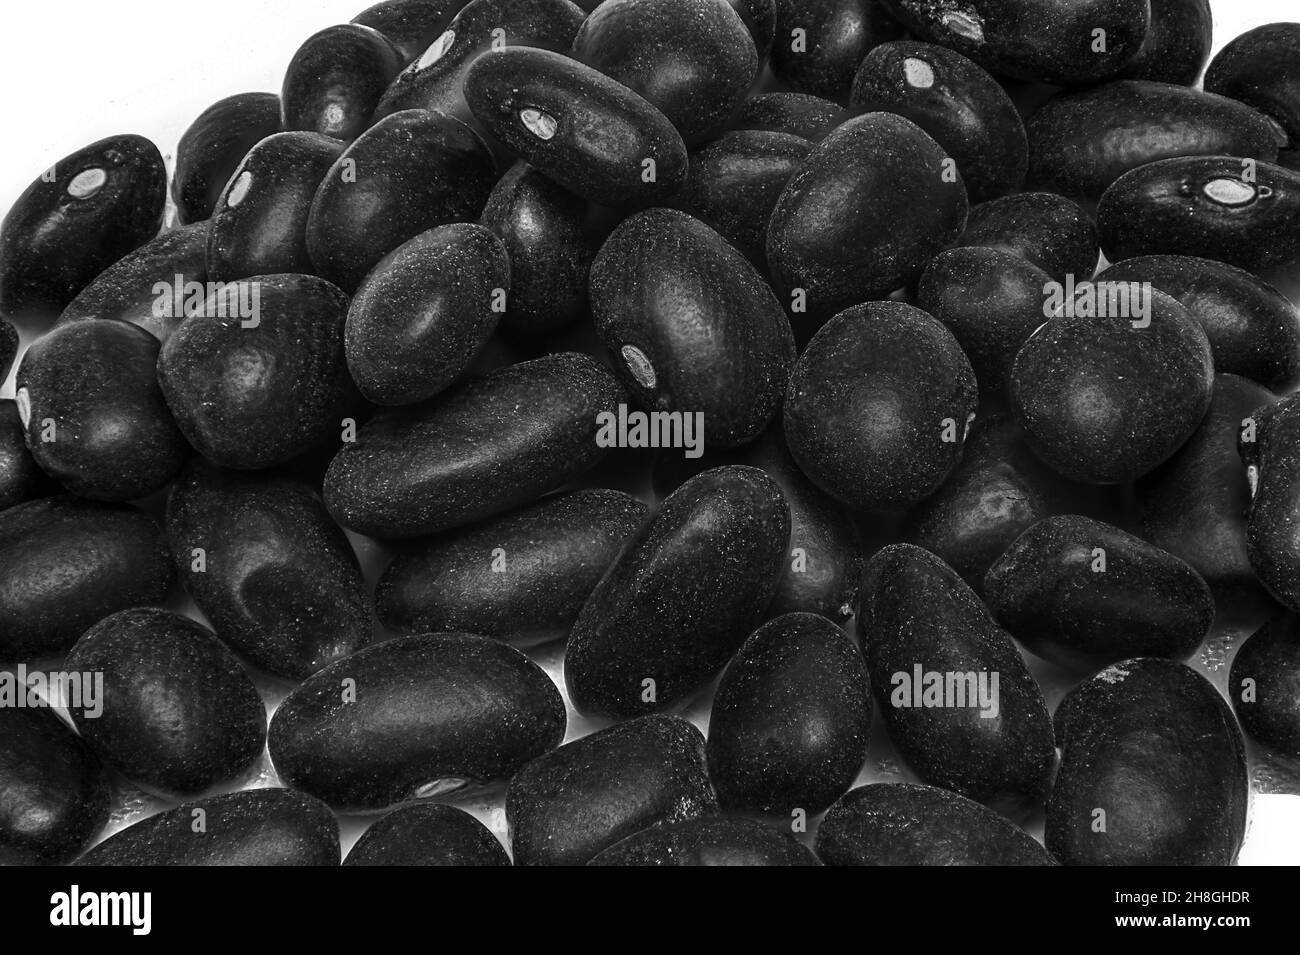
0;399;54;512
851;41;1028;202
956;192;1099;284
590;817;820;866
325;352;623;538
564;466;789;718
1240;393;1300;613
784;302;978;512
157;273;351;470
377;488;646;644
17;319;187;501
307;108;497;293
205;132;345;282
282;24;404;142
269;633;565;812
590;208;796;450
464;46;688;206
815;783;1056;866
1230;614;1300;761
0;707;110;865
167;462;371;681
345;223;508;406
858;544;1057;812
1010;291;1215;484
506;715;717;866
707;613;870;814
64;608;266;796
1115;0;1212;86
1206;23;1300;152
0;496;173;661
572;0;758;144
0;135;166;321
733;92;851;141
73;789;340;866
353;0;470;64
173;93;282;226
1047;658;1247;866
343;803;510;866
771;0;905;99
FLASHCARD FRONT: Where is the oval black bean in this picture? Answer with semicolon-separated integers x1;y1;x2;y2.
1206;23;1300;152
1230;614;1300;761
282;24;404;142
1240;393;1300;613
173;93;282;226
590;817;820;866
771;0;905;99
353;0;470;65
343;803;510;866
956;192;1099;284
1116;0;1212;86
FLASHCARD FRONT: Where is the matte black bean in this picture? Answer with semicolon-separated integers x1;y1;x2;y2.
590;817;820;865
1115;0;1212;86
269;633;566;812
707;613;870;814
345;223;509;405
0;496;173;661
0;135;166;321
771;0;905;99
0;707;110;865
205;132;345;282
353;0;471;64
506;715;717;866
1206;23;1300;152
815;783;1056;866
733;91;851;140
858;544;1056;812
157;273;351;470
16;319;187;501
464;47;688;206
307;108;497;292
325;352;623;538
1047;658;1247;866
173;93;282;226
784;302;977;512
1240;393;1300;613
343;803;510;866
167;462;371;681
956;192;1099;284
74;789;340;866
0;400;54;512
282;24;404;142
851;41;1028;202
64;608;266;796
1230;614;1300;761
377;489;646;644
564;466;789;718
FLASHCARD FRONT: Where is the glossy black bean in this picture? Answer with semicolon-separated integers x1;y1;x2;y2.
1240;393;1300;613
733;91;851;140
1047;658;1247;866
956;192;1099;284
564;466;789;718
353;0;470;64
0;399;53;512
269;633;566;812
74;789;340;866
1230;614;1300;761
173;94;282;225
282;24;404;142
343;803;510;865
1116;0;1212;86
307;108;497;292
771;0;905;99
0;496;173;661
167;462;371;681
0;707;110;865
0;135;166;322
65;608;266;796
591;817;820;865
851;41;1028;202
325;352;624;539
1206;23;1300;152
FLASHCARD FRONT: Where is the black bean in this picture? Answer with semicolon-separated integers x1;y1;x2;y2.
858;544;1056;812
505;715;717;866
771;0;905;100
565;466;789;718
1206;23;1300;153
784;302;977;512
1230;614;1300;762
1240;393;1300;613
166;462;371;681
572;0;758;144
324;353;624;539
590;817;820;865
766;112;969;328
590;208;796;450
851;41;1028;203
0;707;110;865
464;47;688;206
205;133;345;282
64;608;266;796
480;162;595;337
173;93;282;226
343;803;510;866
1026;81;1282;201
0;135;166;322
307;109;497;293
0;496;173;661
726;0;777;62
815;783;1056;866
156;273;351;470
268;633;565;812
345;223;508;406
1115;0;1212;86
353;0;470;65
377;488;646;644
16;319;187;501
1009;291;1214;484
707;613;870;814
733;91;850;141
1047;658;1247;866
956;192;1099;284
282;24;404;142
0;399;54;512
73;789;340;866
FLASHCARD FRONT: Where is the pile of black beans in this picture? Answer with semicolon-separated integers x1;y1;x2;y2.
1;0;1299;868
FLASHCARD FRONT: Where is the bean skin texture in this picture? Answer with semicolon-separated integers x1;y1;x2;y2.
173;93;283;226
733;91;852;141
590;817;821;865
1116;0;1213;86
771;0;906;100
282;24;405;142
955;192;1099;284
1239;393;1300;614
1206;23;1300;152
1230;614;1300;761
0;399;54;512
353;0;471;64
343;803;510;866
